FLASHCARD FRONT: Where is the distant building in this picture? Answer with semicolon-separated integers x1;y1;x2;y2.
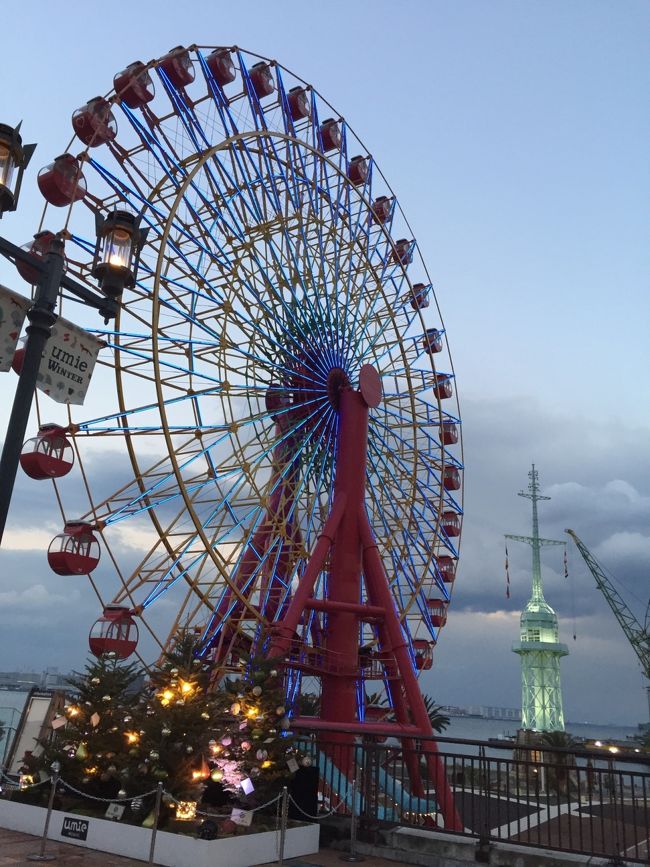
0;668;72;692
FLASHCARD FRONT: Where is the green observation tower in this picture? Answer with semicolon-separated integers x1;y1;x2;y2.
508;465;568;732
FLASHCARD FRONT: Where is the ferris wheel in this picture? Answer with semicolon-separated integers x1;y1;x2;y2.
21;45;463;782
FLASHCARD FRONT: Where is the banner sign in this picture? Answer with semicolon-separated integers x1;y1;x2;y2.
37;317;103;406
0;284;30;372
61;816;89;840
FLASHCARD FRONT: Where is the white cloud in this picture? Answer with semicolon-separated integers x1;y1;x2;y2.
0;583;81;611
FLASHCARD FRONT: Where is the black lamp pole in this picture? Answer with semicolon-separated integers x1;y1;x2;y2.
0;235;118;547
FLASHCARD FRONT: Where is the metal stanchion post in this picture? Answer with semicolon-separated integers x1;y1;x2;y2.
277;786;289;865
340;773;365;862
147;782;164;865
27;763;60;862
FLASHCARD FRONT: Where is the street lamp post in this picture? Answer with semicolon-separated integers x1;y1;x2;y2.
0;122;146;547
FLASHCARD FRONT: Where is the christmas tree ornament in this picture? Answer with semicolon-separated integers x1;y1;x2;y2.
107;764;117;773
117;788;127;798
91;677;100;684
221;735;232;746
301;756;313;767
123;715;132;723
186;745;194;754
220;818;237;835
252;686;262;697
75;742;88;760
276;706;285;716
153;767;168;780
90;712;100;727
210;768;224;782
241;740;251;751
102;695;112;702
162;726;171;736
170;668;179;675
256;749;267;761
175;800;197;820
201;712;210;720
175;699;185;706
149;750;159;760
269;670;278;678
230;702;241;715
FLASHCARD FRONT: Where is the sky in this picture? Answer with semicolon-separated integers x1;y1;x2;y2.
0;0;648;725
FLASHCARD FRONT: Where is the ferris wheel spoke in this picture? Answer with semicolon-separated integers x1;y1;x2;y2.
366;436;453;558
87;157;229;289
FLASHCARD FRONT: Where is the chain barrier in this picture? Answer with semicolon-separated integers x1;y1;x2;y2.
287;791;349;820
2;769;346;824
161;788;283;820
58;779;161;803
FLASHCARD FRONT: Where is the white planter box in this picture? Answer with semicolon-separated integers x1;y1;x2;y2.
0;797;319;866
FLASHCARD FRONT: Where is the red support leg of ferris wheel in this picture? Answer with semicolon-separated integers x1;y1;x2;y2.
269;365;462;832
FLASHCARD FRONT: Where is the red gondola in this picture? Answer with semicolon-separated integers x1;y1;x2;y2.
392;239;412;265
348;156;368;186
436;554;457;582
11;341;25;374
371;196;391;224
440;421;458;445
250;62;275;98
423;328;442;354
413;639;434;670
113;62;155;109
37;154;86;207
159;46;195;88
20;424;74;480
287;86;310;121
48;522;100;575
320;118;341;152
409;283;429;310
441;510;461;537
207;48;237;87
89;605;138;659
443;466;461;491
433;374;453;400
72;97;117;147
15;231;58;284
426;599;448;628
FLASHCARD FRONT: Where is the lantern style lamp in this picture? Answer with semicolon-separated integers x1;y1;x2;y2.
0;122;36;216
93;210;147;300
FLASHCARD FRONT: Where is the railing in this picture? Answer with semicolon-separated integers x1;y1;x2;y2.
296;731;650;864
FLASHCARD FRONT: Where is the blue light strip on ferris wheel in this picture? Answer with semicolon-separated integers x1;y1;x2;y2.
141;400;332;607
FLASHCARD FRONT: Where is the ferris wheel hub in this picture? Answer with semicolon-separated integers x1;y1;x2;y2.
326;367;351;410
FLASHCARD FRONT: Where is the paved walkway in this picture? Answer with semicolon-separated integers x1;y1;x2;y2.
0;826;146;864
0;827;399;866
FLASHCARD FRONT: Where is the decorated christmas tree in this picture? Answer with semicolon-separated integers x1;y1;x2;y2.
23;654;143;799
23;631;306;824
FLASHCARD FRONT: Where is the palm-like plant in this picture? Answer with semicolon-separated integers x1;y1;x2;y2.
422;695;450;734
